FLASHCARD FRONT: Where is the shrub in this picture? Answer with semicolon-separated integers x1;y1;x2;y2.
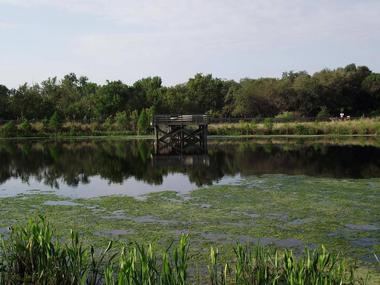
115;111;128;131
18;119;32;136
0;121;17;137
294;124;309;135
130;110;139;132
263;118;274;134
247;121;257;135
32;121;44;133
89;122;100;135
103;116;114;131
48;111;62;133
275;111;297;121
64;122;83;136
146;106;156;127
317;106;330;119
137;109;150;135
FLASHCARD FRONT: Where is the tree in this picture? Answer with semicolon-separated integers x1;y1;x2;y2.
0;64;378;124
146;106;156;126
93;81;131;120
292;74;320;116
161;84;190;114
130;110;139;131
115;111;128;131
0;121;17;137
185;73;228;114
232;79;278;117
0;84;9;119
18;119;32;136
49;111;62;133
316;106;330;119
362;73;380;112
133;76;163;110
9;84;46;120
137;109;149;135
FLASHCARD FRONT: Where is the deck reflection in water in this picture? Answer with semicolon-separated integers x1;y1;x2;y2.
0;138;380;198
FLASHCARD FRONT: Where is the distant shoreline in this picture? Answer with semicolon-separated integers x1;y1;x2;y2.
0;134;379;141
1;117;379;139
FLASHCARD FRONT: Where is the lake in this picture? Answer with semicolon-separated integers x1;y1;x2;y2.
0;137;379;267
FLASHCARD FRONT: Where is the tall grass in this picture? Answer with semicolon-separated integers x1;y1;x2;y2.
208;118;380;136
1;117;379;138
0;217;371;284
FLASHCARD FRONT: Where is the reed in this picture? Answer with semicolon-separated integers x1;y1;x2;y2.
0;217;371;284
208;117;380;136
1;117;379;138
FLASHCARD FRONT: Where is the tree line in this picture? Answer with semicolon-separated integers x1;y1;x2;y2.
0;64;379;124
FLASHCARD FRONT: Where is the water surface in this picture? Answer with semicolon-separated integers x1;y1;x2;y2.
0;137;379;267
1;138;380;198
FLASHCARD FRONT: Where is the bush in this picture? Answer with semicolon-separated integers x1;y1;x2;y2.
18;119;32;136
130;110;139;132
48;111;62;133
317;106;330;119
115;111;128;131
64;122;82;136
0;121;17;137
275;111;297;121
245;121;257;135
263;118;274;134
137;109;150;135
294;124;310;135
89;122;100;135
103;116;114;131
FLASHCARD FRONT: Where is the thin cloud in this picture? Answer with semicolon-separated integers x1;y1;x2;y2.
0;20;16;30
0;0;379;87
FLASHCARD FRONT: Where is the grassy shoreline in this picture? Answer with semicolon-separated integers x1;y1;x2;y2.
208;118;380;136
0;134;379;142
1;118;379;138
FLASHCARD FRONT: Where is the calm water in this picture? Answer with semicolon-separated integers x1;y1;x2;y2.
1;138;380;267
1;138;380;198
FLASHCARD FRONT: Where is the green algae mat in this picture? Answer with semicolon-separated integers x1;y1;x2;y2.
0;138;379;281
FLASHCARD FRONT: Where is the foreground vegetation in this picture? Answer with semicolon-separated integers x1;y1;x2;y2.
0;173;379;283
0;217;372;284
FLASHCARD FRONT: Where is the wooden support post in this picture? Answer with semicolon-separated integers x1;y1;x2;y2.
180;125;184;153
204;124;208;152
154;124;159;154
154;114;208;155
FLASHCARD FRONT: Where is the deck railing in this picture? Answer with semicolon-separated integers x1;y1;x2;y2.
153;114;208;125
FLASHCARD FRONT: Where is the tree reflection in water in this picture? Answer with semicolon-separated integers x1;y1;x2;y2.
0;139;380;190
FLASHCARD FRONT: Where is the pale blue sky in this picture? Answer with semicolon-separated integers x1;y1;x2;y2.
0;0;379;87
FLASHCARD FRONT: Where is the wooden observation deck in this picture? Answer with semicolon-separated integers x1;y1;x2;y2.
153;115;208;154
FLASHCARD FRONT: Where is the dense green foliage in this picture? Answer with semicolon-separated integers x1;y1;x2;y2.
0;217;367;284
0;64;379;127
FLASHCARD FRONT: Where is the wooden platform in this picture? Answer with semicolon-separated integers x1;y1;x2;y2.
153;115;208;154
